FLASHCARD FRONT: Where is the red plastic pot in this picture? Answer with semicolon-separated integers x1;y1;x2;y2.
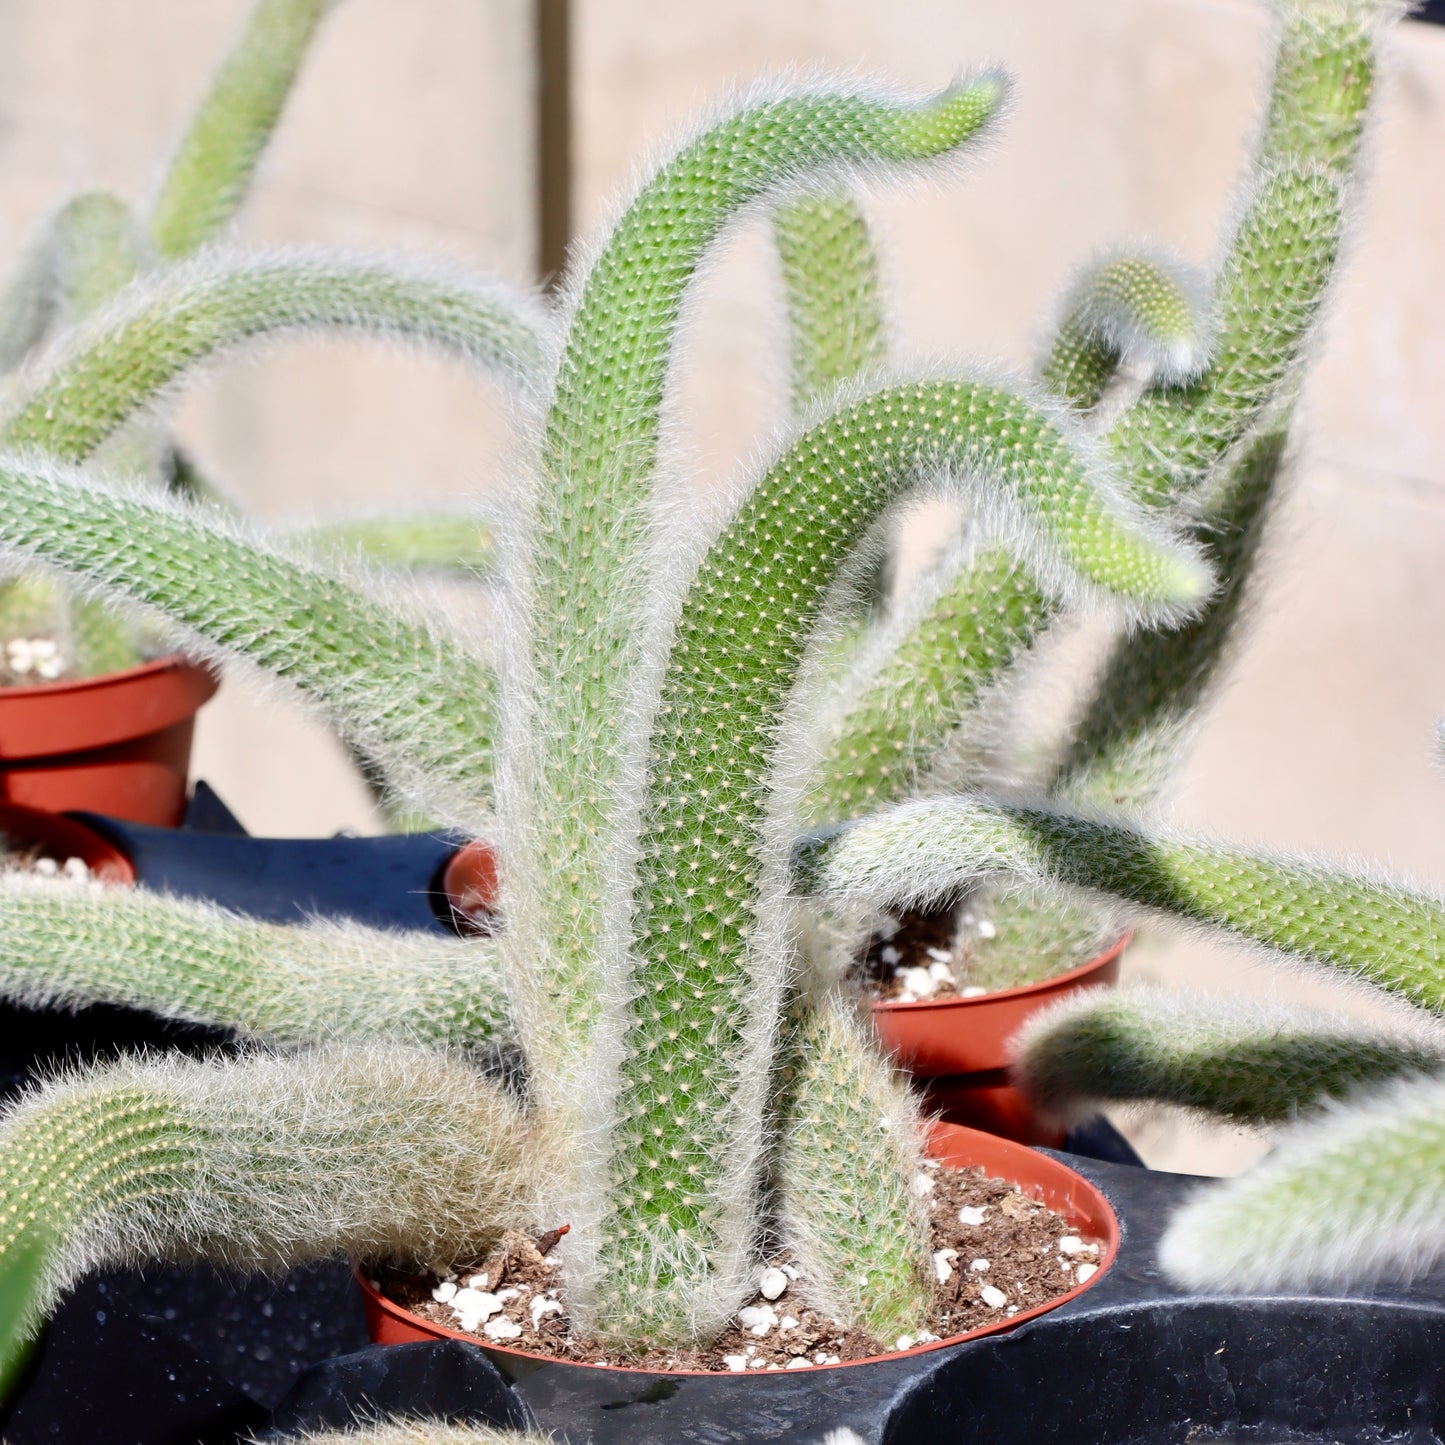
0;656;218;824
870;934;1130;1146
0;800;134;883
355;1121;1119;1380
437;838;500;934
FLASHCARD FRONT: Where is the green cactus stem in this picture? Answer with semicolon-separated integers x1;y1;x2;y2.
506;75;1008;1151
803;543;1049;827
298;511;496;577
149;0;334;259
3;251;546;463
0;1045;536;1339
774;193;887;411
796;796;1445;1018
1055;426;1289;810
285;1423;550;1444
775;996;932;1339
591;380;1208;1345
1015;985;1444;1125
1040;252;1211;412
1158;1071;1445;1291
0;877;510;1050
0;461;495;830
1104;164;1341;511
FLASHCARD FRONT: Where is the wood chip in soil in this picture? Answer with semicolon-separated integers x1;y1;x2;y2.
373;1159;1103;1373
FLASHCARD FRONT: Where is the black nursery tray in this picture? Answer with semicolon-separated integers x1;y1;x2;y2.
4;793;1443;1443
263;1152;1445;1445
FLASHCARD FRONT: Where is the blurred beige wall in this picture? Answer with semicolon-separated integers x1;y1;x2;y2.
3;1;1444;1171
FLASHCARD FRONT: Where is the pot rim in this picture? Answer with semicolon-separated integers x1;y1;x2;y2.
355;1121;1120;1377
0;801;135;883
0;652;217;702
869;931;1132;1015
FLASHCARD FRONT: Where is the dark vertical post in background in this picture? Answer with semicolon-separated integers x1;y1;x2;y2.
535;0;572;291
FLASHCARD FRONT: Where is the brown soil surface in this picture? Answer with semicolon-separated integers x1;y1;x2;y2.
374;1160;1102;1373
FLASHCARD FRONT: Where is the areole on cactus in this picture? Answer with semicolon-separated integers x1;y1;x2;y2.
0;3;1432;1438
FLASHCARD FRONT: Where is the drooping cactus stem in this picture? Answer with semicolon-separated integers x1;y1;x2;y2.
298;511;496;577
0;461;496;829
797;795;1445;1018
0;1046;536;1339
1158;1072;1445;1292
149;0;334;258
1015;985;1444;1125
0;877;512;1050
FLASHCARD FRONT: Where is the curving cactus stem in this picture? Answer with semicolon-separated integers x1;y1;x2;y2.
1015;985;1445;1125
595;378;1208;1344
1040;252;1211;412
3;251;546;464
1159;1071;1445;1292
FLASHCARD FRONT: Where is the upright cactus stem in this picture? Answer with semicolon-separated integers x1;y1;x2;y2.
149;0;334;258
1056;427;1290;810
774;193;887;410
775;997;932;1339
505;76;1007;1163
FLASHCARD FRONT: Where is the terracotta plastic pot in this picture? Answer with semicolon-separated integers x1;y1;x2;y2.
437;838;500;934
870;933;1129;1147
0;656;218;824
0;801;134;884
355;1120;1118;1381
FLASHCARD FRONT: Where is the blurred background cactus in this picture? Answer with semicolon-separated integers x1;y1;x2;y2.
0;4;1441;1440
